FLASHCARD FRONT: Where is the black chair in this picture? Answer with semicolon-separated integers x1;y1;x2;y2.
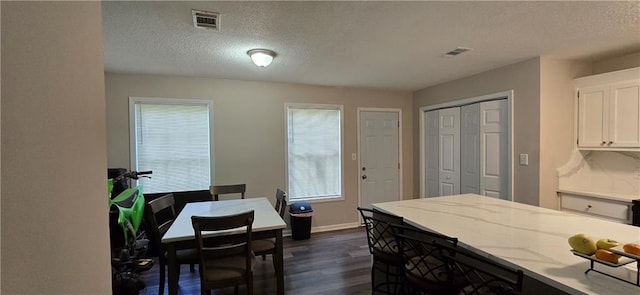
393;224;461;295
191;211;255;295
358;207;404;295
435;241;524;295
253;188;287;265
210;184;246;201
144;193;199;295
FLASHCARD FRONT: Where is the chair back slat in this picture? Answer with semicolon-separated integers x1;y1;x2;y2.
210;184;246;201
393;225;459;289
274;188;287;218
144;193;177;256
435;241;524;295
357;207;403;259
191;210;255;293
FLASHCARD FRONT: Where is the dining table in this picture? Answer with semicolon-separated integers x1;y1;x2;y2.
373;194;640;295
161;197;287;295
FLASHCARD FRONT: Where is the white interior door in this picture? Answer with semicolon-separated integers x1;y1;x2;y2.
480;100;508;199
359;111;400;209
460;104;480;194
438;107;460;196
425;111;440;197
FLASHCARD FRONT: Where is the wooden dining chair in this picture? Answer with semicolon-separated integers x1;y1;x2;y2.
191;211;255;295
358;207;405;295
434;240;524;295
210;184;246;201
252;188;287;265
144;193;199;295
393;225;462;295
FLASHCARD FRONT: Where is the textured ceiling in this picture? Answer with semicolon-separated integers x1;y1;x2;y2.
102;1;640;91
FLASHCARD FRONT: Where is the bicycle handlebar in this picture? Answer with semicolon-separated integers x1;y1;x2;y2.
113;170;153;182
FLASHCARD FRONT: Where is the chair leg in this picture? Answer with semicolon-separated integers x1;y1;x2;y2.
234;285;239;295
190;263;195;273
271;255;277;275
248;272;254;295
262;254;266;261
158;260;165;295
371;260;376;294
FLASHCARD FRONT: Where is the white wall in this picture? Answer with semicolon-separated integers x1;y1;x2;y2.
593;52;640;74
539;58;591;209
1;2;111;294
105;73;414;228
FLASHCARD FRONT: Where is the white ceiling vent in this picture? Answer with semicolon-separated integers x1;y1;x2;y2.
442;47;472;58
192;9;220;30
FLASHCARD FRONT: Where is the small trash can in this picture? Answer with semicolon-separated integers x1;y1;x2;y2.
289;201;313;240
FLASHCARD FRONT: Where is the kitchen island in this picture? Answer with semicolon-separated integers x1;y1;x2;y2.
373;194;640;295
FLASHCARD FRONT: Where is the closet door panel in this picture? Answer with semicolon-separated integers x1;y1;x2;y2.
460;104;480;194
480;100;508;199
425;111;440;197
438;108;460;196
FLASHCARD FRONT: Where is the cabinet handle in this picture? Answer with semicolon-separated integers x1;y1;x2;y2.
587;205;592;210
601;141;606;145
608;141;613;145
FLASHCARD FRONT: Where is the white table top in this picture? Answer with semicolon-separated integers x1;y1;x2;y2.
373;194;640;295
162;197;287;244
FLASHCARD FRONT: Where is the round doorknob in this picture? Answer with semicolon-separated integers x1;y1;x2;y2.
362;174;367;180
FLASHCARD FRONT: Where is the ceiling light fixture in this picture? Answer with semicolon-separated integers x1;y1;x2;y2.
247;49;276;67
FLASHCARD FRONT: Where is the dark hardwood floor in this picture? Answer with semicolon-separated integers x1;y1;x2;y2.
139;227;372;295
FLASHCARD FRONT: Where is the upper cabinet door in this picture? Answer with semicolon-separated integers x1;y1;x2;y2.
576;67;640;151
608;80;640;148
578;85;608;148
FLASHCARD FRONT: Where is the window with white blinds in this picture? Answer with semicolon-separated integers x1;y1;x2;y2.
129;97;213;193
286;104;343;201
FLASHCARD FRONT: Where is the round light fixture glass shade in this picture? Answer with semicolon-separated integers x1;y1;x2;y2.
247;49;276;67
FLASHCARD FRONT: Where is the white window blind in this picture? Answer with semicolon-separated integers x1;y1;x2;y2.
286;105;343;200
130;98;212;193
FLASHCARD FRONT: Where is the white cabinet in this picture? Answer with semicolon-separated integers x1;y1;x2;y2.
576;68;640;150
558;191;633;224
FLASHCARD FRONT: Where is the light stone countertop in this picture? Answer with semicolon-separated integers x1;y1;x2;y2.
373;194;640;295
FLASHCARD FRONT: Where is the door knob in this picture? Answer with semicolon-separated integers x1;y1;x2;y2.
362;174;367;180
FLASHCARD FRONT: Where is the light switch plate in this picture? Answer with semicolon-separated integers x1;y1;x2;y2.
519;153;529;166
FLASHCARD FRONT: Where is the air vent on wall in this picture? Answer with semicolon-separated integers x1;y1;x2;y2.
192;9;220;30
442;47;472;58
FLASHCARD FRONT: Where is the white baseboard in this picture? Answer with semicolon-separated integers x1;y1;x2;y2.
282;222;361;237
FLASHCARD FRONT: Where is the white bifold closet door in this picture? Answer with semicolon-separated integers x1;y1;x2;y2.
460;103;480;194
479;100;508;199
426;99;508;199
438;107;460;196
425;111;440;197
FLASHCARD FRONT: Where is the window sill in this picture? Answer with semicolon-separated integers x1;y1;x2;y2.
288;196;344;204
